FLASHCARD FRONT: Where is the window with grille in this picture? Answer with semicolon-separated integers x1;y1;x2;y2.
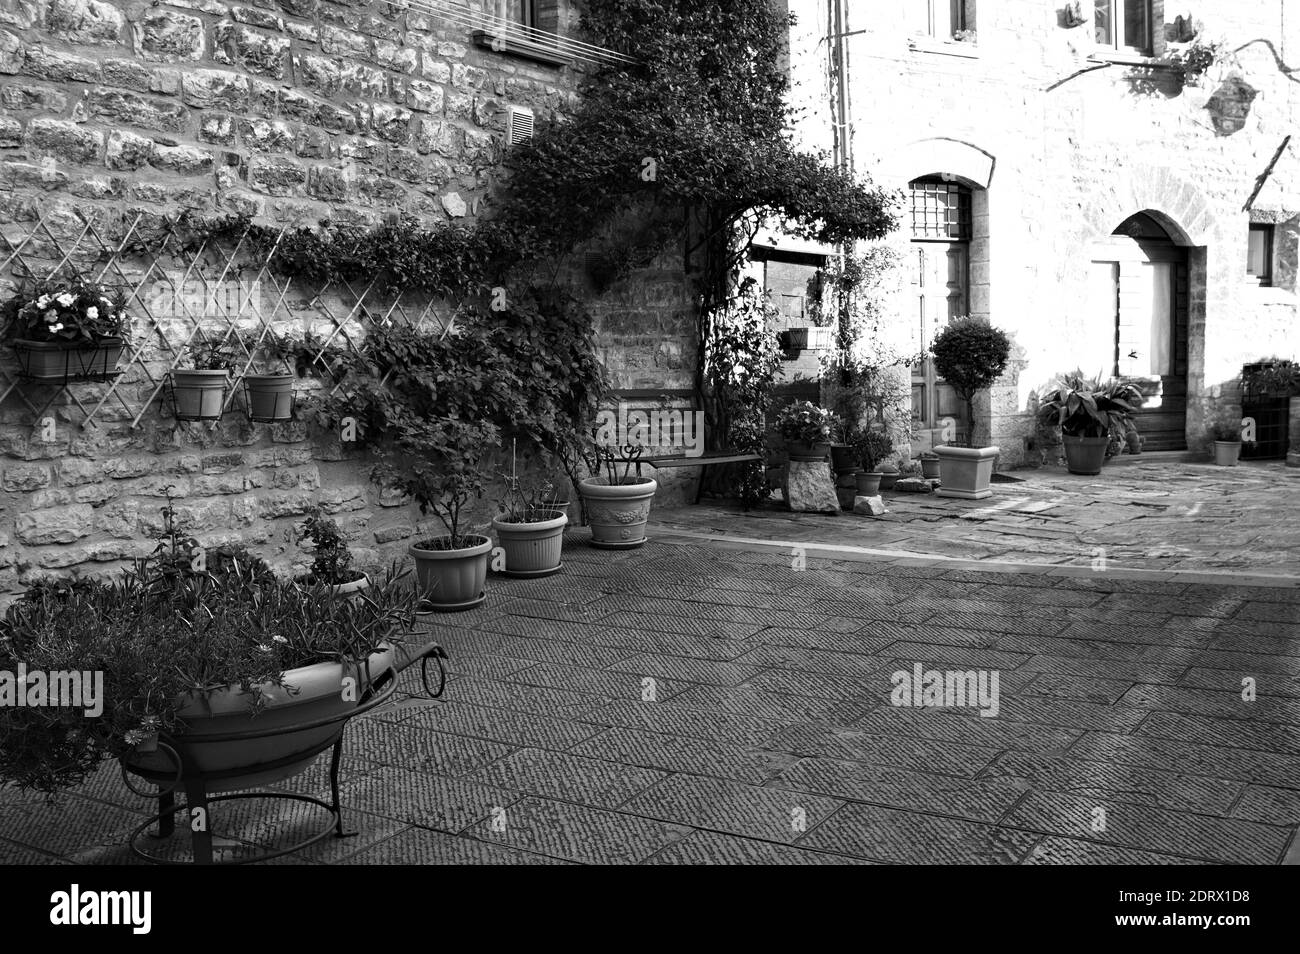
502;0;537;28
908;178;972;240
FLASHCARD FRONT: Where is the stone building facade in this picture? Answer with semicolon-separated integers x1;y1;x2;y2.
0;0;696;595
786;0;1300;465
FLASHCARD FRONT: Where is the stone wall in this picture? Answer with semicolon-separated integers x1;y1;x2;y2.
787;0;1300;465
0;0;699;596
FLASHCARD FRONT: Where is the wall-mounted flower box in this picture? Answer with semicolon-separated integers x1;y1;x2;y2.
13;336;125;381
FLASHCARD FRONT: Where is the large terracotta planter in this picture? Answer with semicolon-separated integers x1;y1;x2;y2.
1062;434;1109;475
1213;440;1242;466
13;336;125;380
579;476;656;549
935;444;999;499
125;645;395;794
171;369;228;420
409;534;491;611
491;509;567;577
243;373;294;421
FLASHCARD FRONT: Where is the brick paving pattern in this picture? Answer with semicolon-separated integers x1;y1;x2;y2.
2;518;1297;864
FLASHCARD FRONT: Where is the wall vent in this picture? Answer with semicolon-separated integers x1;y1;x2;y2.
504;106;535;146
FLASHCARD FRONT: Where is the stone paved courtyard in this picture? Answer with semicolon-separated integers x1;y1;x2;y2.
2;461;1298;865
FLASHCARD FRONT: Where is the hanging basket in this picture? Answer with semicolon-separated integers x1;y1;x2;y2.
241;373;295;422
12;337;125;382
168;369;228;421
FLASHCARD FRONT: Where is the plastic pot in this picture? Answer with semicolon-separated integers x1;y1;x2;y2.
409;534;491;611
786;441;832;460
855;472;883;496
1213;440;1241;466
171;369;228;420
491;509;567;576
935;444;1000;499
13;337;126;380
244;373;294;421
919;456;941;479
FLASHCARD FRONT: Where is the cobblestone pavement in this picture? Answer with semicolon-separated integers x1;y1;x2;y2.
653;458;1300;581
2;518;1297;864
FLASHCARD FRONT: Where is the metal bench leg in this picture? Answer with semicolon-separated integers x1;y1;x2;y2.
694;465;706;504
184;778;214;865
155;791;175;838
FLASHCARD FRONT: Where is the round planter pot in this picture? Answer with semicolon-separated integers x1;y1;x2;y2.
579;476;657;549
919;457;941;479
786;441;832;460
491;509;567;577
125;644;395;794
1062;434;1110;475
855;472;883;496
331;572;370;597
878;469;899;491
171;369;228;420
409;534;491;611
934;444;1000;500
1213;440;1242;467
244;373;294;422
830;444;857;473
13;336;125;380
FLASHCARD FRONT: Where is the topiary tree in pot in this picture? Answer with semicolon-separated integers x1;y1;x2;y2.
928;318;1012;498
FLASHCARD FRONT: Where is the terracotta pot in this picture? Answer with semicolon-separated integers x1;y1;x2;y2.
935;444;1000;499
125;644;395;794
1062;434;1109;475
878;468;899;491
409;534;491;610
491;509;567;576
244;373;294;421
786;441;832;460
855;472;883;496
919;456;941;479
13;337;125;380
579;476;656;549
1213;440;1241;466
830;444;857;473
171;369;228;420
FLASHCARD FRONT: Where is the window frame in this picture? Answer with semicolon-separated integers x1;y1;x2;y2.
1094;0;1153;55
1247;223;1274;286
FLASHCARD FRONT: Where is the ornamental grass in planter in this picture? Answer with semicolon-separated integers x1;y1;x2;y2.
1;279;131;381
0;539;418;796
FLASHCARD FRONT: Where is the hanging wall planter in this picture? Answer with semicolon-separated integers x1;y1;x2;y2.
170;369;229;421
243;373;295;422
13;336;126;381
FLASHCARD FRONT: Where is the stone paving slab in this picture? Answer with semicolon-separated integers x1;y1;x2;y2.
2;483;1298;864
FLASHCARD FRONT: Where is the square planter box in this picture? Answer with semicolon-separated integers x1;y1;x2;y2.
934;444;999;499
783;327;835;351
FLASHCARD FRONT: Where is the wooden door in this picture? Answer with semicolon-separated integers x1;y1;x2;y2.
910;241;968;439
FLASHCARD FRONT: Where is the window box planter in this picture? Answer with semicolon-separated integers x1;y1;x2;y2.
170;369;228;421
491;509;567;577
242;373;295;422
409;535;491;612
934;444;999;499
782;327;835;351
13;336;125;381
579;476;656;549
787;441;832;460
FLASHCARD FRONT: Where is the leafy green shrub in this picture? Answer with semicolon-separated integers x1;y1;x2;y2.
775;401;837;446
1037;371;1142;439
930;318;1012;445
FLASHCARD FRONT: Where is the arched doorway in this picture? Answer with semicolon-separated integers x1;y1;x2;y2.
1089;212;1190;450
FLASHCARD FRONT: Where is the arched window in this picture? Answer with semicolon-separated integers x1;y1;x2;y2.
908;177;972;241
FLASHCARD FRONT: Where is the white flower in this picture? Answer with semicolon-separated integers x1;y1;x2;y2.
85;306;98;320
272;634;288;644
256;643;272;653
100;296;112;306
55;293;74;307
47;322;64;333
35;295;50;308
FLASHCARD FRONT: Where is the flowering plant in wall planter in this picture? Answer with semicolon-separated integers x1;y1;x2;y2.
776;400;838;459
0;279;130;381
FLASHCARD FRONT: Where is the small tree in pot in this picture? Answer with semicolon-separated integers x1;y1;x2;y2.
294;506;368;594
851;429;893;495
929;318;1012;498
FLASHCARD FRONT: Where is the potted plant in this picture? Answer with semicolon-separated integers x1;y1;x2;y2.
579;445;657;549
0;515;419;800
491;471;567;576
929;318;1011;499
918;451;941;479
852;429;893;495
1207;408;1246;466
170;337;232;421
1037;372;1142;475
776;400;837;459
877;461;900;491
1;279;130;380
293;505;369;594
237;332;295;422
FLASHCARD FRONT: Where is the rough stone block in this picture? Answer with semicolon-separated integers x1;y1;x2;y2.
214;21;289;78
852;495;888;516
248;154;306;195
2;463;52;491
369;102;412;144
108;126;159;169
87;88;188;132
181;69;251;110
45;0;123;45
22;46;99;82
894;477;933;493
25;118;101;163
782;459;839;514
16;504;94;544
135;10;204;61
150;142;212;175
